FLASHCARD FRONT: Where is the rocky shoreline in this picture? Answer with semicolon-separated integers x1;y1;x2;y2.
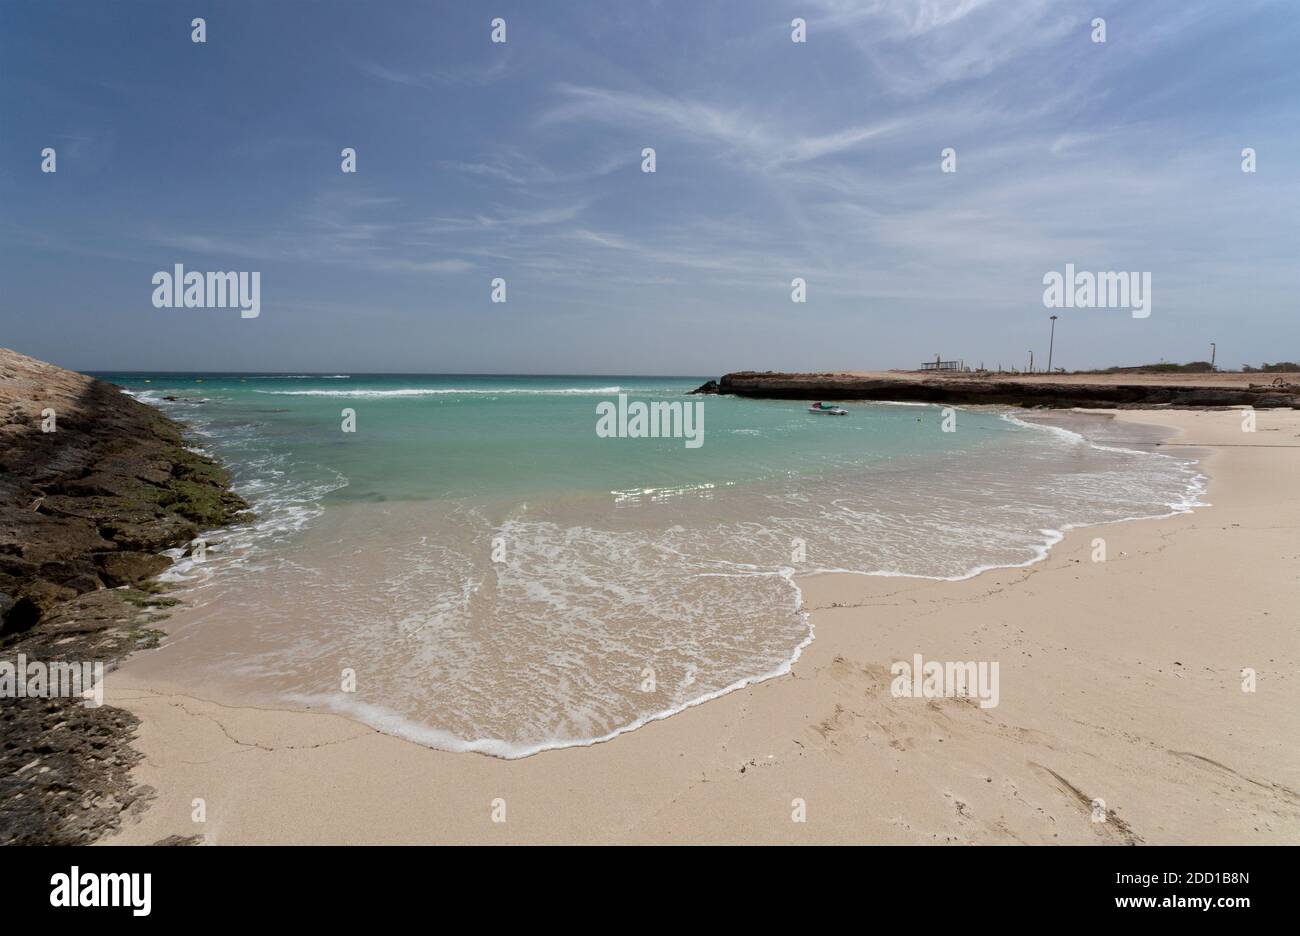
691;371;1300;409
0;347;249;844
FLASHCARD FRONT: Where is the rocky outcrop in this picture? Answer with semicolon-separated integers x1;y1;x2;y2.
692;371;1300;409
0;347;249;844
0;348;248;633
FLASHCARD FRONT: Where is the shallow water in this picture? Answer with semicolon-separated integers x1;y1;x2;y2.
102;373;1205;757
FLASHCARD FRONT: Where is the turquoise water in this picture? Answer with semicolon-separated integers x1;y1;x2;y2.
101;373;1205;757
105;372;997;503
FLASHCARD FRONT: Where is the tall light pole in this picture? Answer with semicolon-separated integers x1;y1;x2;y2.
1210;342;1216;371
1047;315;1058;373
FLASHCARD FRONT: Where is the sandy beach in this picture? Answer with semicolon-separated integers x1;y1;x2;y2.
98;408;1300;845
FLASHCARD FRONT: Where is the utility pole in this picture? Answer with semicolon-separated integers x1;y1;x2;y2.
1210;342;1217;371
1047;315;1058;373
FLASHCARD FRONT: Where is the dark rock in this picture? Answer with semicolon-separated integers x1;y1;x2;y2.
59;472;141;498
95;551;172;588
100;515;199;553
0;697;151;845
16;579;78;616
0;555;37;579
153;834;203;846
0;346;250;843
62;573;104;594
1;595;41;636
706;371;1300;409
35;557;100;586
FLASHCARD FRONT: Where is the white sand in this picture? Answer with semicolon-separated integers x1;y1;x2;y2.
101;409;1300;844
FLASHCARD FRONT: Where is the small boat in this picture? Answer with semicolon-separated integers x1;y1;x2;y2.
807;402;848;416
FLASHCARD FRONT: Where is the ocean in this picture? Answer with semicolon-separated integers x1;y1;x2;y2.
100;373;1206;758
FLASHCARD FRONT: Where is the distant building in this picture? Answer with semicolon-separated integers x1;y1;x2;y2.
920;355;964;372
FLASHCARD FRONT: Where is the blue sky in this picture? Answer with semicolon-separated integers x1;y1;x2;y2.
1;0;1296;374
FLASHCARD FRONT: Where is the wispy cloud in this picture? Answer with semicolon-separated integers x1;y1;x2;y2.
808;0;1074;98
438;147;632;188
4;0;1297;371
540;83;908;170
355;55;511;89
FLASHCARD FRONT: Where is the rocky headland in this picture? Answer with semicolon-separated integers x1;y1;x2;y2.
0;347;248;844
691;370;1300;408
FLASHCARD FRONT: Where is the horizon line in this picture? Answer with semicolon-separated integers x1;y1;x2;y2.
84;369;719;379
